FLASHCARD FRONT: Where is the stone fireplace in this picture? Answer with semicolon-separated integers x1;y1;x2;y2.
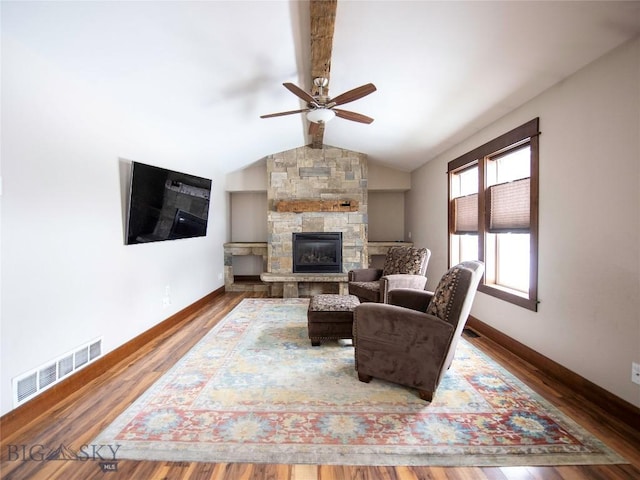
264;145;367;295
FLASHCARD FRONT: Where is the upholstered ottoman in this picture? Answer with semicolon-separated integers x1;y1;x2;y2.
307;294;360;346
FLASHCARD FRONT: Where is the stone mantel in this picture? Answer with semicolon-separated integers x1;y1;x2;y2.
223;242;269;253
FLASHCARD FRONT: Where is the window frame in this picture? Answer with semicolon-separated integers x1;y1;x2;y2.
447;118;540;311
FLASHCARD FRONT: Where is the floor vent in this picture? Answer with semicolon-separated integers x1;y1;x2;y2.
13;338;103;408
463;328;480;338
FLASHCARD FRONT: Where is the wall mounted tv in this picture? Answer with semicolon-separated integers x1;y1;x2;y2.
126;161;212;245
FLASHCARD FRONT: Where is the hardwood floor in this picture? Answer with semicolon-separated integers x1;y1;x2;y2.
1;291;639;480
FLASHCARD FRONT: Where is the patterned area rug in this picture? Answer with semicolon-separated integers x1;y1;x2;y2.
94;298;625;466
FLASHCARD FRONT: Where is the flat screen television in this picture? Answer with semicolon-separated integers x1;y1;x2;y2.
125;161;212;245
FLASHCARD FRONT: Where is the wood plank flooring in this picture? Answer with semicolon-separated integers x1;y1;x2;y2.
1;292;639;480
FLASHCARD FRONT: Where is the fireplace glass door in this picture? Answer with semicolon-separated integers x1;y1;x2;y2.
292;232;342;273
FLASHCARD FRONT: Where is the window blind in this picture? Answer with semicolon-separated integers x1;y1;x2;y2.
487;177;530;233
453;193;478;234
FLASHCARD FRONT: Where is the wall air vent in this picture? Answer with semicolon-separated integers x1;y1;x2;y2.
89;339;101;360
16;373;37;404
13;338;103;408
58;354;74;377
75;348;88;369
39;364;57;389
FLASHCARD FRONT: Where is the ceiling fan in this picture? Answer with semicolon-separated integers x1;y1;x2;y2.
260;77;376;133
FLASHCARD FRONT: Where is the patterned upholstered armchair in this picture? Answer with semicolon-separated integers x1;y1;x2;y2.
348;246;431;303
353;260;484;401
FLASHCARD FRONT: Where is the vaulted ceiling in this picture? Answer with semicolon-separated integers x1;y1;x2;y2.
3;1;640;173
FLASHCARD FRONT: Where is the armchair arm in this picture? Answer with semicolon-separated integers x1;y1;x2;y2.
388;288;434;312
380;274;428;303
348;268;383;282
354;303;453;344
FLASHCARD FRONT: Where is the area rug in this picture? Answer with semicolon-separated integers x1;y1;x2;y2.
93;298;625;466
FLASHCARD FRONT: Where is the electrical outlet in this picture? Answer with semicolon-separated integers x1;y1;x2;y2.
632;362;640;385
163;285;171;308
218;272;223;280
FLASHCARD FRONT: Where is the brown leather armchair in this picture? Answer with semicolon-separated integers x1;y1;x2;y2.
348;246;431;303
353;260;484;401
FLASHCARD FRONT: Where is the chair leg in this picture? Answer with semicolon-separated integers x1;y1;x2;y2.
358;372;372;383
418;390;433;402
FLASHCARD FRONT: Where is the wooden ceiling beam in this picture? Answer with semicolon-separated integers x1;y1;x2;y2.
309;0;337;149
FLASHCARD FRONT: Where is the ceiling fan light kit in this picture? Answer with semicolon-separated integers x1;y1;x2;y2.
306;108;335;124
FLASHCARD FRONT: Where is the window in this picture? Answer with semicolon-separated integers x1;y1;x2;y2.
448;118;539;311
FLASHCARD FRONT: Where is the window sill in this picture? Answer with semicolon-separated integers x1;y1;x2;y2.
478;283;538;312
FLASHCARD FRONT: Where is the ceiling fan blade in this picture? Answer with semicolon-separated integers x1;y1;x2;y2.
260;108;309;119
333;109;374;124
283;83;316;104
330;83;377;106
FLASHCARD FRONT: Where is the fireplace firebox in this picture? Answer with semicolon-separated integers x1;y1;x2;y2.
292;232;342;273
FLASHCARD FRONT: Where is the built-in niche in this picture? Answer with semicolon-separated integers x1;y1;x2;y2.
367;191;407;269
229;191;267;276
368;191;406;242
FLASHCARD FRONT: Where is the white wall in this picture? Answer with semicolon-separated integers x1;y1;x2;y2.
368;162;411;191
226;161;268;192
407;37;640;407
0;27;227;415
